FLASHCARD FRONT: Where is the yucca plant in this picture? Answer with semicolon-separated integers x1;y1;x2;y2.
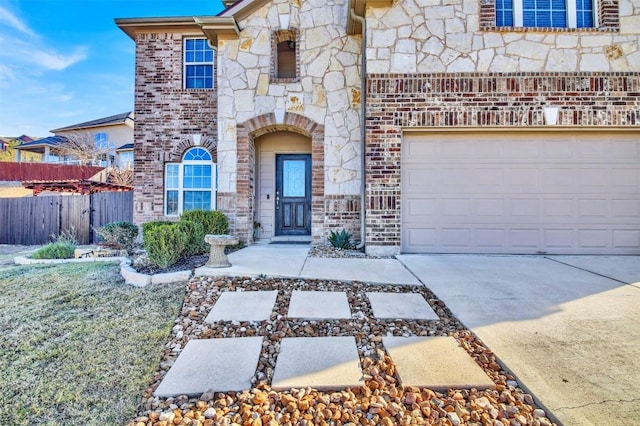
328;229;354;249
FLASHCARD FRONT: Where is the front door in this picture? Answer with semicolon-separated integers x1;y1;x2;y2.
275;154;311;236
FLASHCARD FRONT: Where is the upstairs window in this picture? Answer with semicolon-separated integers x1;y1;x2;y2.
272;29;299;82
496;0;594;28
165;147;216;216
184;38;214;89
276;40;296;79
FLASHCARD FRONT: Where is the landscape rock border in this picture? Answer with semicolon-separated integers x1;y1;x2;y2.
13;255;192;287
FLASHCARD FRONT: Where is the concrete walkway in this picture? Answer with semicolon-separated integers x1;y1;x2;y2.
189;244;640;426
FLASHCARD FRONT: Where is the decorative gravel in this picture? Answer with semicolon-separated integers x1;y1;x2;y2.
128;276;557;426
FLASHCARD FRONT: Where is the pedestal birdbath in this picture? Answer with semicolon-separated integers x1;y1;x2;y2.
204;234;239;268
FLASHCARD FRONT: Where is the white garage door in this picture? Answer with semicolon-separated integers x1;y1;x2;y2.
401;132;640;254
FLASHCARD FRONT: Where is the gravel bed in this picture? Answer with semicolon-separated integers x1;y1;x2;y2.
308;245;394;259
129;276;556;426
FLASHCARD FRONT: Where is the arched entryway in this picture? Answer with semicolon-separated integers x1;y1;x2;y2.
235;112;324;243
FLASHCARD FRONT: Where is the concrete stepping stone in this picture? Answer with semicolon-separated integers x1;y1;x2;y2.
287;291;351;319
205;290;278;322
155;337;263;397
367;292;439;320
272;336;363;390
383;336;494;391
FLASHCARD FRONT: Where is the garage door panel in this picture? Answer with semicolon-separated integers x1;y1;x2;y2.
578;230;610;248
401;132;640;254
612;199;640;218
476;229;507;247
613;230;640;248
544;229;575;249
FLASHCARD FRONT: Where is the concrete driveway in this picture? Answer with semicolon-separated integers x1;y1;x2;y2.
397;254;640;426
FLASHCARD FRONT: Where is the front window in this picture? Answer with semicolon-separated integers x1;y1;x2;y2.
497;0;594;28
184;38;214;89
165;147;216;216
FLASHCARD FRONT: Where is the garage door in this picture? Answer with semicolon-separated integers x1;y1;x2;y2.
401;132;640;254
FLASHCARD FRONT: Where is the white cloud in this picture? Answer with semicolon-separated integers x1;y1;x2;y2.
0;7;87;71
31;46;88;70
0;6;37;38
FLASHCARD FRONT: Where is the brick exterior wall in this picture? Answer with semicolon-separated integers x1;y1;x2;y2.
324;194;362;243
132;32;218;224
365;72;640;251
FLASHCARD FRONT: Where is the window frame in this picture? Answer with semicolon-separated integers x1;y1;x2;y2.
183;38;215;90
164;147;217;216
497;0;597;29
271;28;300;83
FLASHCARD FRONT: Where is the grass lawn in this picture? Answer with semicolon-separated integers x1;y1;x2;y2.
0;262;185;425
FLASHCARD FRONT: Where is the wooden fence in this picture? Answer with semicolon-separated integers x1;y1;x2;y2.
0;191;133;245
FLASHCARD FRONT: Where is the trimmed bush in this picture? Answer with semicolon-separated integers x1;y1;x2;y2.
176;220;206;256
142;221;174;246
32;242;76;260
143;224;187;269
95;221;139;252
180;209;228;235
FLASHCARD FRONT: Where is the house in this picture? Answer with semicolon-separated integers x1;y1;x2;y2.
0;135;42;162
116;0;640;255
15;112;135;167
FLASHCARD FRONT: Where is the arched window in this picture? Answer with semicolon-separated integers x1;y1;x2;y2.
165;147;216;216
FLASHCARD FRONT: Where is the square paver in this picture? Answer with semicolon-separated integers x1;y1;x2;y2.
367;292;439;320
205;290;278;322
272;337;363;390
155;337;263;397
287;291;351;319
383;336;494;391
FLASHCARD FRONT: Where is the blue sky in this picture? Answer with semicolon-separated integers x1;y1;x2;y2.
0;0;225;137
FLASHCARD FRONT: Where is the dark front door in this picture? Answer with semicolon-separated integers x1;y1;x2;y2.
275;154;311;236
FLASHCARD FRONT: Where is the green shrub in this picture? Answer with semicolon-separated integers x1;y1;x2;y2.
32;242;76;259
176;220;206;256
328;229;354;249
143;224;187;269
142;221;174;246
180;209;229;235
95;221;139;252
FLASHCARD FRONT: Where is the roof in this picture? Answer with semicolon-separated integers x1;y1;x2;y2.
13;135;69;153
116;143;134;151
51;112;133;133
0;162;104;182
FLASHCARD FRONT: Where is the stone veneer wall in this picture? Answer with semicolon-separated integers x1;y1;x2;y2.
364;72;640;254
216;0;363;244
366;0;640;73
132;33;218;225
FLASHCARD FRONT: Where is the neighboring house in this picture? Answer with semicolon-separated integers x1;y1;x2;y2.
0;135;42;162
116;143;134;169
15;112;135;166
116;0;640;255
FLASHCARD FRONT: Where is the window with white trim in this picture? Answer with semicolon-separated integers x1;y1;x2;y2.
496;0;595;28
184;38;214;89
165;147;216;216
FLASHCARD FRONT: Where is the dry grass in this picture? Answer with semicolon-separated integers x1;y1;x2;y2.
0;262;185;425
